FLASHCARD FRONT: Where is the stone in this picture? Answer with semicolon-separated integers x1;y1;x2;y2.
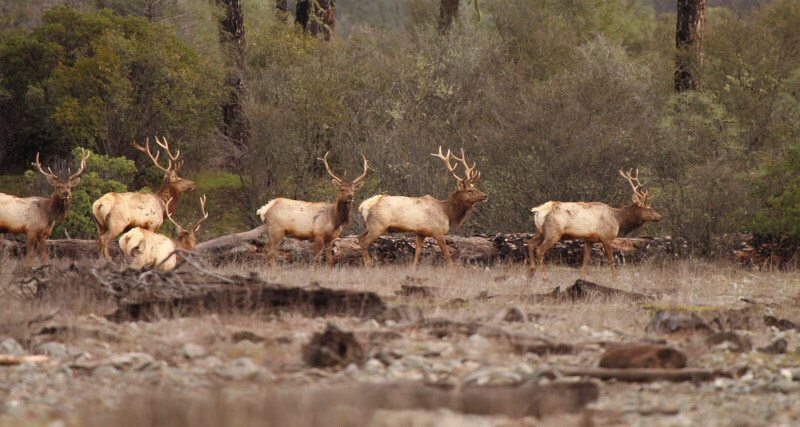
35;342;69;360
215;358;259;381
364;358;385;374
181;343;207;360
493;306;526;323
599;344;687;369
92;365;121;377
645;310;710;334
377;304;424;324
0;338;25;356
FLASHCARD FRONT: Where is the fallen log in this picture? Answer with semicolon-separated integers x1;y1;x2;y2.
528;279;650;303
1;238;122;259
417;318;573;355
548;366;730;382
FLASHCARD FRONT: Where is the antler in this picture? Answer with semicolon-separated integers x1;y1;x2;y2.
154;136;184;172
451;148;481;186
192;194;209;232
619;168;653;205
68;148;90;181
133;138;170;173
318;151;343;183
31;153;60;185
163;197;186;233
430;147;462;182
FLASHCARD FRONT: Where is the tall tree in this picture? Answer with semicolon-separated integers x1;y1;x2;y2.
217;0;247;147
439;0;460;33
675;0;705;92
296;0;336;41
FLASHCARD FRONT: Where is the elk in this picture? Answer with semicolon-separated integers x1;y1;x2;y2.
256;152;368;272
93;137;195;259
119;195;209;271
358;147;487;272
0;149;89;267
527;169;662;281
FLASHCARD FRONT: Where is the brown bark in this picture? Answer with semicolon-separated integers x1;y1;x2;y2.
217;0;248;147
439;0;460;33
296;0;336;41
675;0;705;92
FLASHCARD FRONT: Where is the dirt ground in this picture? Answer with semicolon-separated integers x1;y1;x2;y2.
1;255;800;427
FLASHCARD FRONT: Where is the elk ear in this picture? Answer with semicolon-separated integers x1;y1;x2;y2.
353;181;364;190
457;181;467;191
331;179;342;188
69;177;81;187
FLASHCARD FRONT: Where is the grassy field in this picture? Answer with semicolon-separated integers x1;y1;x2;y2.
1;256;800;426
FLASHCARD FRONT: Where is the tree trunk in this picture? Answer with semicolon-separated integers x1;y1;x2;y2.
675;0;705;92
296;0;336;41
439;0;460;33
276;0;288;21
217;0;248;147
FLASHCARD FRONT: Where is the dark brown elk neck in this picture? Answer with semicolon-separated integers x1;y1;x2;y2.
612;203;647;237
333;199;353;229
441;191;474;229
45;193;69;226
156;183;181;215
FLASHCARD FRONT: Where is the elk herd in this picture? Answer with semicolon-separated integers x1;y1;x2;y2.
0;138;663;280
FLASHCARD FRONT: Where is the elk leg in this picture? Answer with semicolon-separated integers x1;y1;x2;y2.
413;234;424;270
601;239;617;279
580;241;592;280
527;234;544;276
38;234;47;265
433;234;456;273
265;230;285;272
311;237;325;273
325;240;334;272
98;219;125;259
25;234;36;268
535;234;560;281
358;229;383;270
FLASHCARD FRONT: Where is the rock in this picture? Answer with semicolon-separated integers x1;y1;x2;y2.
645;310;710;334
599;344;687;369
363;358;385;374
705;332;752;353
377;304;424;324
181;343;207;360
0;338;25;356
763;315;798;331
302;323;365;368
92;365;121;377
231;331;264;343
757;338;787;354
215;358;259;381
464;334;491;351
35;342;68;360
493;306;526;323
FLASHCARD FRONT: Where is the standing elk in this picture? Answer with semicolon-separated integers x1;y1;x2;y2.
358;147;487;272
527;169;662;281
0;149;89;267
119;195;209;271
93;137;195;259
256;152;368;272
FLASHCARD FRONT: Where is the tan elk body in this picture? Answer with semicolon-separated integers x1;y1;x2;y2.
0;150;89;267
256;153;368;272
528;169;662;280
119;195;208;271
93;137;195;258
358;147;487;272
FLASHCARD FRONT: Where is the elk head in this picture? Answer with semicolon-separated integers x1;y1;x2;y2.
32;148;90;205
319;151;368;204
165;194;209;250
133;136;195;211
431;147;487;205
619;168;662;223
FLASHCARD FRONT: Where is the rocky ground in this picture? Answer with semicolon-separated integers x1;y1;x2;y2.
1;257;800;426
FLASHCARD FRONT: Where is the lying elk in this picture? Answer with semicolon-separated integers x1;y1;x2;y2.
0;149;89;267
527;169;662;281
358;147;487;272
93;137;195;258
119;195;209;271
256;152;368;272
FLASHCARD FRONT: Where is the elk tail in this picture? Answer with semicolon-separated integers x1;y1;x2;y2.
256;200;277;223
359;195;382;223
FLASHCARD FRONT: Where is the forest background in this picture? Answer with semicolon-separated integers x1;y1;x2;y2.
0;0;799;257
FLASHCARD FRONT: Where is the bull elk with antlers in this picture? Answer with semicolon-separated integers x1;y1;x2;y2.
358;147;487;272
0;149;89;267
527;169;662;281
119;195;209;271
93;137;195;258
256;152;368;272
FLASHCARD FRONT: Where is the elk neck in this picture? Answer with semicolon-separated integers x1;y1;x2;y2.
46;192;70;226
442;190;474;229
157;182;181;215
333;198;353;229
612;203;648;237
